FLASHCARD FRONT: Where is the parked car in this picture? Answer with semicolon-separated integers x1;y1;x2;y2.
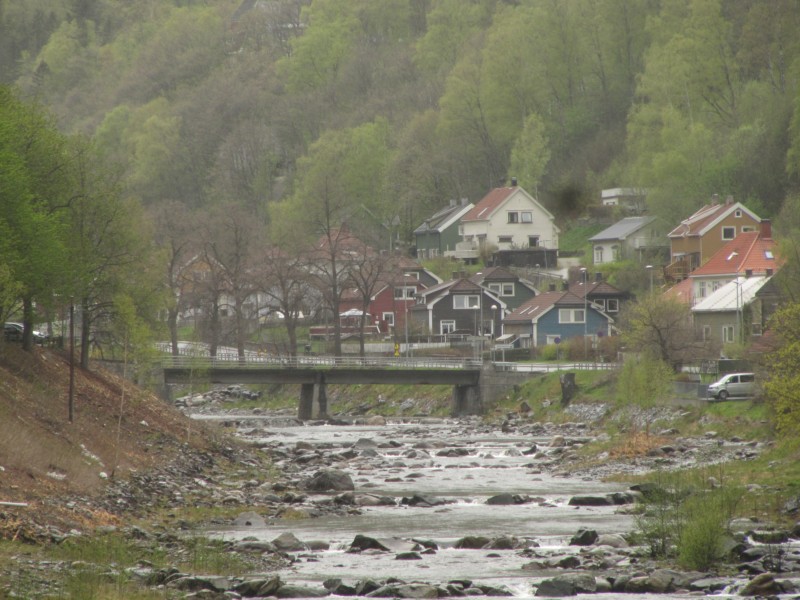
707;372;756;401
3;322;48;344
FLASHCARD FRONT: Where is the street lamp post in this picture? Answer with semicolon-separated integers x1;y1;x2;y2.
646;264;653;293
580;267;588;360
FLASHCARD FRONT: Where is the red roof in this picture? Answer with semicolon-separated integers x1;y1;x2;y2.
690;231;782;277
667;200;759;238
663;277;693;305
461;188;516;222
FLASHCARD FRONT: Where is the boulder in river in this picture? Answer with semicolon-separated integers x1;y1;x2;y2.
301;469;355;492
569;528;598;546
535;573;597;596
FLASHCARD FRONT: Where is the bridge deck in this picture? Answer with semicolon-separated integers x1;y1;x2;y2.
161;356;482;386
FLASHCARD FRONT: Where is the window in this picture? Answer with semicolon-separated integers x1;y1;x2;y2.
698;281;706;298
606;298;619;313
394;286;416;299
594;247;603;263
520;212;532;223
702;325;711;341
528;236;539;248
559;308;585;323
594;299;606;311
458;225;464;235
454;294;480;309
404;271;420;279
488;282;515;296
722;226;735;240
611;245;620;261
742;226;755;232
723;325;735;343
546;335;561;345
735;209;742;218
498;235;513;244
440;320;456;334
382;312;394;326
508;211;519;223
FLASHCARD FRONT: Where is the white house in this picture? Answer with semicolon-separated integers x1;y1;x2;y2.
456;183;559;260
588;216;666;265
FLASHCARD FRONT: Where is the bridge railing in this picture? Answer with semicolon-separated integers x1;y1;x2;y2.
161;355;483;370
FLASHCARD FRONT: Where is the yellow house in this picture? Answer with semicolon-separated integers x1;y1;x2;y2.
665;196;761;282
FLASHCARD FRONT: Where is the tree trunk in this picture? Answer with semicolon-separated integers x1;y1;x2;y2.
22;297;35;352
80;299;91;369
168;307;179;355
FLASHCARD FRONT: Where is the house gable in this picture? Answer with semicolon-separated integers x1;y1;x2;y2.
460;185;559;250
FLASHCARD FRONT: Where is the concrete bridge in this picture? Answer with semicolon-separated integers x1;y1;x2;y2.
160;356;520;418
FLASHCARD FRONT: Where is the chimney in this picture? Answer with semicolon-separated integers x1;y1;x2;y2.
760;219;772;239
745;269;753;278
510;177;518;187
766;268;773;277
548;283;556;292
449;199;457;207
595;272;603;282
461;197;469;206
711;193;720;204
725;195;734;205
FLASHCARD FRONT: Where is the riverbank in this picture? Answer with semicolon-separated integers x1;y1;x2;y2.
2;348;799;598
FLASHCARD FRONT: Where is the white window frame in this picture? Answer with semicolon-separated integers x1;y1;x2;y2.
546;334;561;345
702;325;711;341
606;298;619;313
488;282;514;297
520;211;532;223
440;320;456;335
394;286;416;299
611;245;620;261
722;226;736;240
528;236;539;247
722;324;735;343
382;312;395;326
498;235;513;244
507;211;519;223
594;299;606;311
698;281;707;298
559;308;585;323
594;246;603;263
735;209;742;218
454;295;480;309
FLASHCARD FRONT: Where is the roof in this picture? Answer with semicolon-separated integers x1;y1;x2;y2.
461;186;555;223
589;216;656;242
692;276;770;312
504;291;587;322
689;231;781;277
414;201;474;235
470;266;518;283
668;199;760;238
663;277;694;305
568;280;625;299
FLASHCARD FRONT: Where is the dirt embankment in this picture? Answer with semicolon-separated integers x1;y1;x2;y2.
0;345;237;538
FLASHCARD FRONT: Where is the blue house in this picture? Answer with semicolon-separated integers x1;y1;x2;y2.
501;289;613;348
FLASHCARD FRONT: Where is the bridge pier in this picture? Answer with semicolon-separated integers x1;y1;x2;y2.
298;375;329;420
452;383;482;416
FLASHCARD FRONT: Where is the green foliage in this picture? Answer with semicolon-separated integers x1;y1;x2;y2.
764;303;800;437
634;468;742;569
616;355;672;410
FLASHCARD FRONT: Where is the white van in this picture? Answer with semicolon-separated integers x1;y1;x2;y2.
707;372;756;400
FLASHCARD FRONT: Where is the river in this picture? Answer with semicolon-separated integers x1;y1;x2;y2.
196;415;765;599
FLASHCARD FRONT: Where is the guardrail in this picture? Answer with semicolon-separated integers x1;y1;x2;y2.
161;355;483;370
492;361;620;373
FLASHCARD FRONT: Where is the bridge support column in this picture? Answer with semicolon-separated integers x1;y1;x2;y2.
452;384;482;416
298;375;329;420
299;384;315;420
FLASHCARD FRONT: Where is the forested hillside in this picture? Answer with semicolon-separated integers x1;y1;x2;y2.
3;0;800;237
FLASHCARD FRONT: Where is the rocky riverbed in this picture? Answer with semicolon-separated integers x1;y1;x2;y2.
3;388;799;599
